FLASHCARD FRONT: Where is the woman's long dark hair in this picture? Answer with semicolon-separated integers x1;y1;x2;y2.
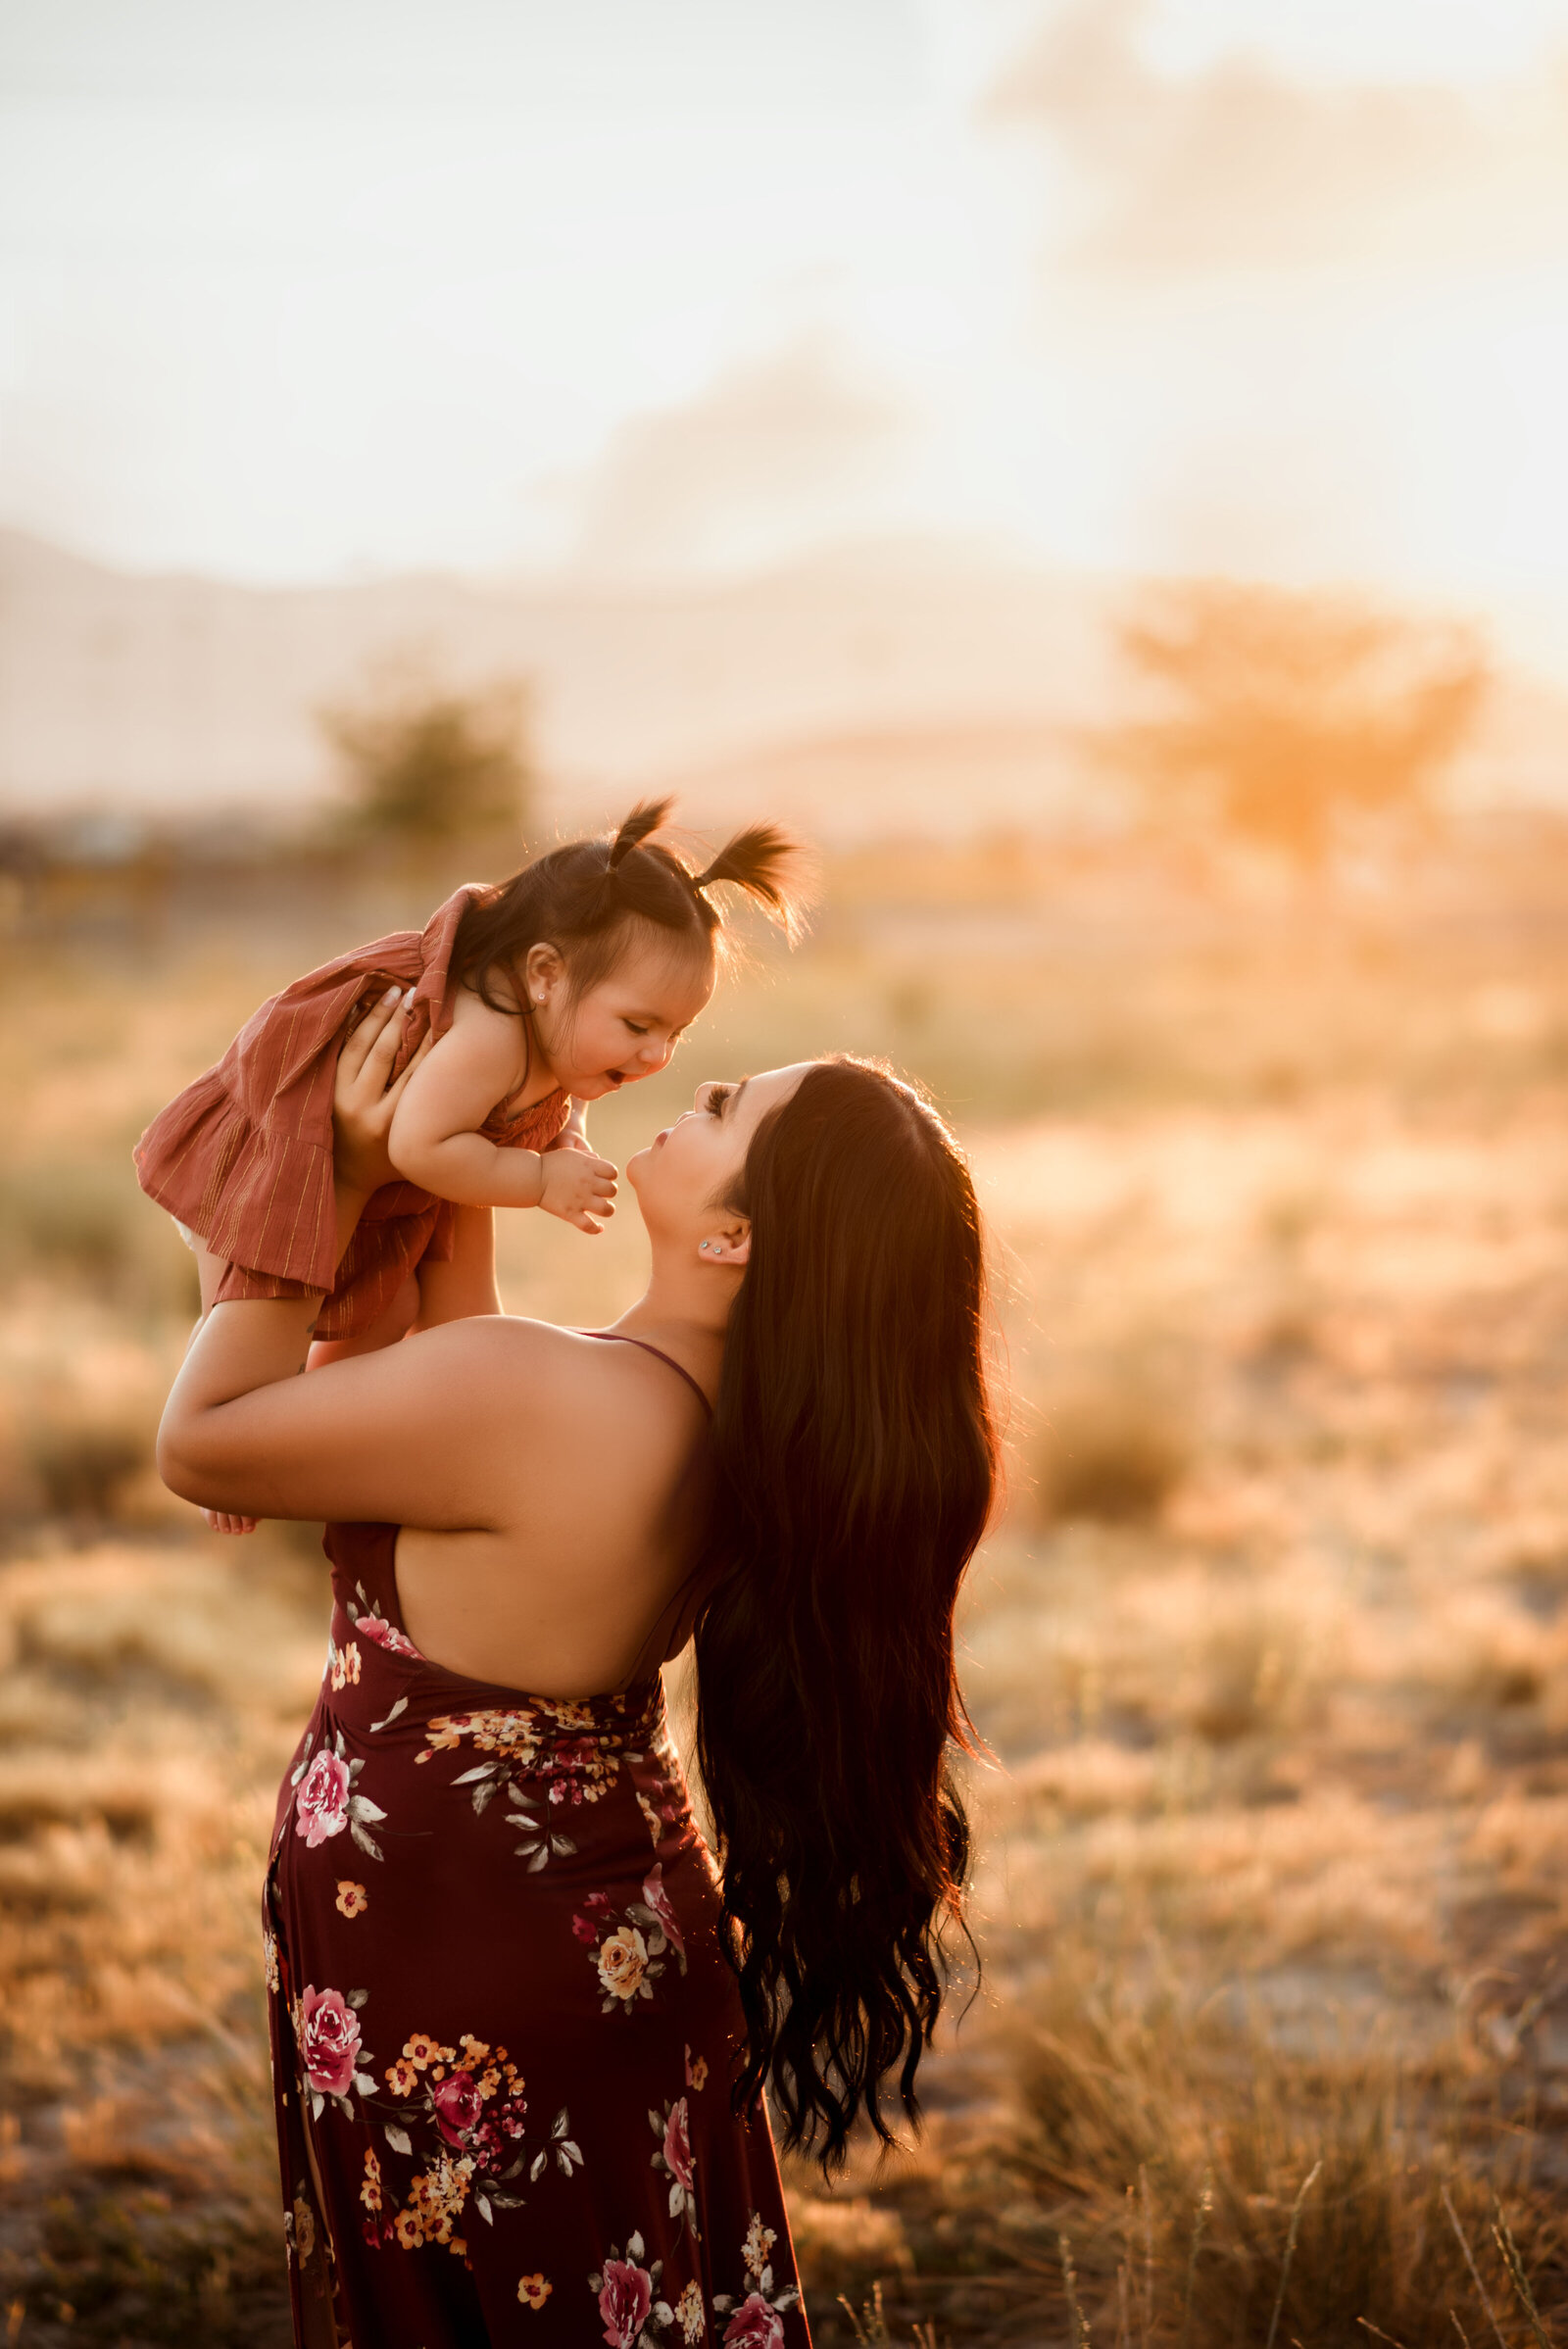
693;1056;998;2171
455;798;800;1010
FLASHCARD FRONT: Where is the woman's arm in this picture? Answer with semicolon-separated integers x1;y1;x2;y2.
157;1302;543;1529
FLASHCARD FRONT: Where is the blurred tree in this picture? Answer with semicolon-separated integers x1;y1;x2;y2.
1108;584;1488;862
320;670;534;846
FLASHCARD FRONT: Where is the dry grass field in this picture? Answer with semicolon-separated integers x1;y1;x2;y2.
3;828;1568;2344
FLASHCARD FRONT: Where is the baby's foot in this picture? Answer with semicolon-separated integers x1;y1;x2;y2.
201;1508;259;1536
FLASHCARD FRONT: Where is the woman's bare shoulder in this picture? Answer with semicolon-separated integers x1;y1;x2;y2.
454;1318;706;1444
405;1316;672;1416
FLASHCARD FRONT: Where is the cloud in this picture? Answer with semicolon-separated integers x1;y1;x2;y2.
990;0;1568;273
566;337;903;577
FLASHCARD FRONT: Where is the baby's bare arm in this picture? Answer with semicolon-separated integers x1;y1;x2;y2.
387;993;543;1207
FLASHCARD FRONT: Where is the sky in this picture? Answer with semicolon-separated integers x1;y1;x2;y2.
3;0;1568;654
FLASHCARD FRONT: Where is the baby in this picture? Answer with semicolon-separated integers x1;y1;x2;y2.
136;797;798;1355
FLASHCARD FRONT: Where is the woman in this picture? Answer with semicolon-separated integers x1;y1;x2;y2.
158;992;997;2349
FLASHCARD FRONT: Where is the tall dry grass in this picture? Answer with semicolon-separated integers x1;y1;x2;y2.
4;830;1568;2342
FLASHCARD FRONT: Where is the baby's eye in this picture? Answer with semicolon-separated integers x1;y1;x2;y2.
623;1020;650;1037
706;1084;733;1114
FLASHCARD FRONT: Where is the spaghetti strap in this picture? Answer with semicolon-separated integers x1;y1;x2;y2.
579;1329;713;1417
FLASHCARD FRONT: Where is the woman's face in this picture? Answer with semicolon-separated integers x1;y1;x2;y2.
625;1063;813;1240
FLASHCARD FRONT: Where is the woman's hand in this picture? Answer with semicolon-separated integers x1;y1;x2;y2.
333;987;433;1196
545;1098;595;1156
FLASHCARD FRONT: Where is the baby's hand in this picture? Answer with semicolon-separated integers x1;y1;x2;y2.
538;1146;617;1235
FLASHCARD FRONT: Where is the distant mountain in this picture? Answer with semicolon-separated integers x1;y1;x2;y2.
0;530;1121;833
0;530;1561;838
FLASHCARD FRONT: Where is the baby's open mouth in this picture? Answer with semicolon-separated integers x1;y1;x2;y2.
605;1069;627;1087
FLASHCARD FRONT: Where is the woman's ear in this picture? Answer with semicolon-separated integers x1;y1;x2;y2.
698;1224;751;1269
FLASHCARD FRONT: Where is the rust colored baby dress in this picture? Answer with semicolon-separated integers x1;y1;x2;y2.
266;1502;809;2348
133;888;567;1339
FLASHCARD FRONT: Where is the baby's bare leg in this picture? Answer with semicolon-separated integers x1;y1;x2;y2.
192;1237;229;1319
412;1207;502;1329
307;1273;420;1369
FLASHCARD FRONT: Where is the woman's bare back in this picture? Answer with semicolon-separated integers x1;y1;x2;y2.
392;1325;712;1696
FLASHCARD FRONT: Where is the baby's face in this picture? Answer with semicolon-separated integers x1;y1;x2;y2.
548;941;713;1100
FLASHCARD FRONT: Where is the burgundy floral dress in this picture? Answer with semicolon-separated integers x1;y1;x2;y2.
265;1507;809;2348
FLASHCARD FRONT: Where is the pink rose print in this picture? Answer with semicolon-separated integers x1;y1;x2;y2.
598;2257;654;2348
641;1864;685;1960
662;2097;694;2190
430;2068;484;2146
722;2295;786;2349
355;1612;420;1659
295;1748;351;1847
298;1985;362;2097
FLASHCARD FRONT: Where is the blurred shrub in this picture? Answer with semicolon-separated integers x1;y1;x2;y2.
26;1418;151;1521
1109;581;1487;863
1184;1619;1295;1744
0;1162;197;1315
786;2198;913;2311
15;1403;155;1525
1038;1383;1189;1524
320;666;534;846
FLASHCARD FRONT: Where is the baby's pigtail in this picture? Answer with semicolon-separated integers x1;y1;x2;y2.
694;823;808;943
609;800;674;870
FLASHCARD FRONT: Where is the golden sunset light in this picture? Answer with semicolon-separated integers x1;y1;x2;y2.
5;7;1568;2344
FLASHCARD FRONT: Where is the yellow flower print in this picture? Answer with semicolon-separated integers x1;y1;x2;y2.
329;1640;362;1692
684;2043;709;2091
394;2209;422;2250
596;1924;650;2002
262;1931;280;1993
360;2147;383;2214
334;1880;368;1919
416;1715;470;1758
402;2031;439;2069
743;2213;777;2281
385;2058;417;2096
291;2196;316;2264
517;2275;553;2309
675;2279;704;2342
